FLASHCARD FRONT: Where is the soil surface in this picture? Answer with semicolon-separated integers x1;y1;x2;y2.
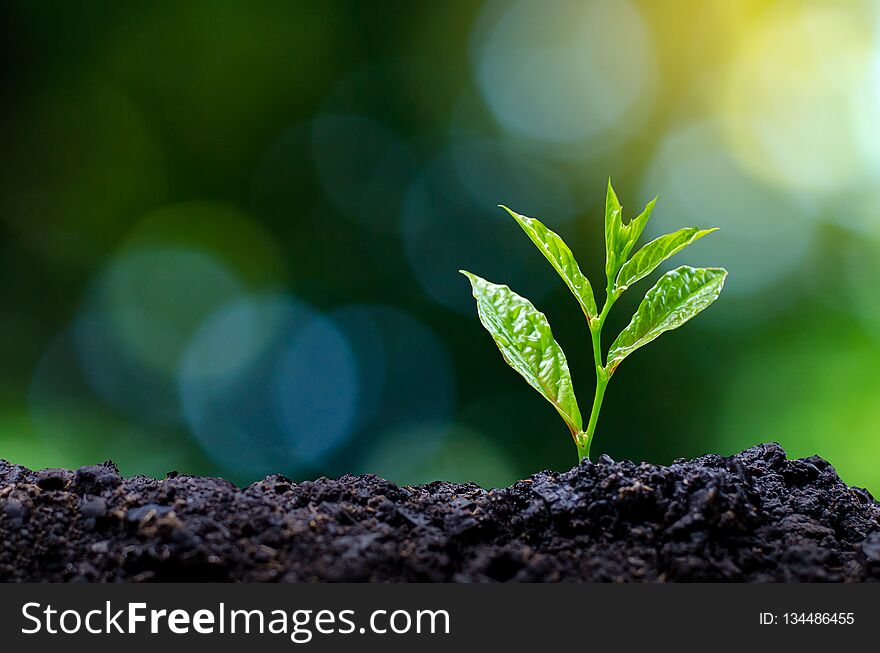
2;443;879;582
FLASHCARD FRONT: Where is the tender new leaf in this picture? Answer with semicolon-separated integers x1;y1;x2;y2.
501;205;598;319
603;180;657;285
607;266;727;370
460;270;583;436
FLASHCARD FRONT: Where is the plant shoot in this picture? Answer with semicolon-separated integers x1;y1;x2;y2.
461;181;726;462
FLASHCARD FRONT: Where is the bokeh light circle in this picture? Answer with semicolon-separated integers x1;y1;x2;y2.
276;316;359;464
179;294;359;478
641;121;816;300
86;247;246;376
473;0;656;149
719;5;880;194
328;304;455;442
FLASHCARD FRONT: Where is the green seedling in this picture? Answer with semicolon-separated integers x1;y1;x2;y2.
461;181;726;462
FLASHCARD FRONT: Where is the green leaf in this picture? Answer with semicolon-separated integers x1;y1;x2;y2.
603;180;657;285
616;227;718;291
460;270;583;435
607;266;727;371
603;180;624;283
623;197;657;260
500;205;598;319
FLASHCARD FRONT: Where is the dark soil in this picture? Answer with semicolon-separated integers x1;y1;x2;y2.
2;443;879;582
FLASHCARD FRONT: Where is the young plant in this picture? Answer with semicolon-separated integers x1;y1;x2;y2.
461;181;726;462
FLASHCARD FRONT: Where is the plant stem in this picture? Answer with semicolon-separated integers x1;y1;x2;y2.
580;291;616;462
580;371;608;461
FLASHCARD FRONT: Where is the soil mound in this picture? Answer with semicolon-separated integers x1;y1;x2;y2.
2;443;878;581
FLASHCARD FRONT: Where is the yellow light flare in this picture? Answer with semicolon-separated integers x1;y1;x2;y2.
718;4;880;193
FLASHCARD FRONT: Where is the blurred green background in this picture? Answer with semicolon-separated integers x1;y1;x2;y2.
2;0;879;491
